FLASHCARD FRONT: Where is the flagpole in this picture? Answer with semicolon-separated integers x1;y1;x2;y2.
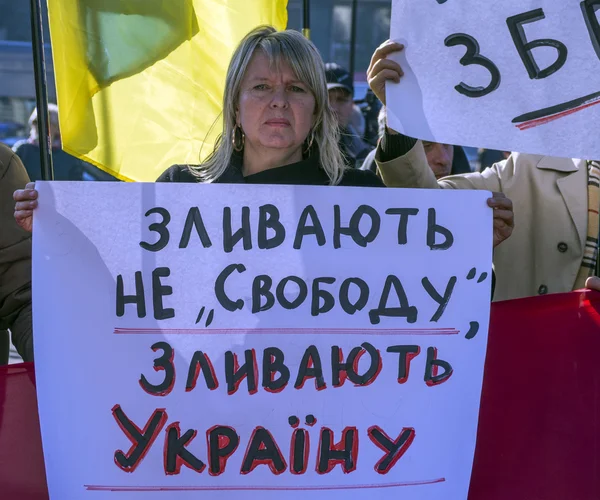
349;0;358;88
30;0;54;181
302;0;310;39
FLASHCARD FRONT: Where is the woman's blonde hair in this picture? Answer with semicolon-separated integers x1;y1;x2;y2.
192;26;346;185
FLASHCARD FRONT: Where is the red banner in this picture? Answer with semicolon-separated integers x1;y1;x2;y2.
1;291;599;499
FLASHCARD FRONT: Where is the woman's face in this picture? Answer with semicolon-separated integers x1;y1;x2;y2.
237;50;316;155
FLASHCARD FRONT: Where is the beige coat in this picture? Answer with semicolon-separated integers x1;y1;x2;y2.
376;142;588;302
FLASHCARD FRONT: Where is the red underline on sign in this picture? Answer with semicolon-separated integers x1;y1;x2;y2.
113;327;459;336
84;478;446;491
512;90;600;131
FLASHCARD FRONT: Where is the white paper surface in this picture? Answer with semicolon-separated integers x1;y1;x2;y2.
388;0;600;159
33;182;492;499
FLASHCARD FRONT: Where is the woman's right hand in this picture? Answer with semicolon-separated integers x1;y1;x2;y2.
14;182;38;233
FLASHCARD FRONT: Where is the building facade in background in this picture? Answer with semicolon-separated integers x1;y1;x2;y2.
0;0;53;145
287;0;391;95
0;0;391;143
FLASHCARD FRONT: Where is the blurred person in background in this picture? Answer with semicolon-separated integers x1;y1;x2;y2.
0;143;33;364
368;40;600;302
420;140;471;178
350;104;366;139
355;88;383;146
325;62;373;168
13;104;117;182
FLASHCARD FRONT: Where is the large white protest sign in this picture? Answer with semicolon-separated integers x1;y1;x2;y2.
388;0;600;159
33;182;492;499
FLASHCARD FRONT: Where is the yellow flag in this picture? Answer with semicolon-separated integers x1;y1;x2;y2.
47;0;288;182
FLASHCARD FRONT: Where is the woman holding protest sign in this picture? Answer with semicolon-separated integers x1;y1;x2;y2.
14;27;513;251
366;39;599;301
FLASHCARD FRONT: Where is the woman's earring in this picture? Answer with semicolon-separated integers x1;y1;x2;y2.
232;125;245;152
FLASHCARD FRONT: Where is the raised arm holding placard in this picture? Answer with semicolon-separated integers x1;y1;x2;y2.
369;21;599;301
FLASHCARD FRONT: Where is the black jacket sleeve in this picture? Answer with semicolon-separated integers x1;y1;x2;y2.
378;130;418;162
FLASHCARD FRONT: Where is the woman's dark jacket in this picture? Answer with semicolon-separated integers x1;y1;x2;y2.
157;152;384;187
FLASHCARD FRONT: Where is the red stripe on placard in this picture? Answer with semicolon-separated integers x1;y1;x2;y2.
84;478;445;491
515;98;600;131
113;327;459;336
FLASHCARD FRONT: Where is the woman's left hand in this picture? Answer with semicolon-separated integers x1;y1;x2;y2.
488;192;514;248
585;276;600;291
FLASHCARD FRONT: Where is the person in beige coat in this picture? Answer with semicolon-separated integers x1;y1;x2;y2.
0;143;33;363
377;146;589;301
367;41;599;302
